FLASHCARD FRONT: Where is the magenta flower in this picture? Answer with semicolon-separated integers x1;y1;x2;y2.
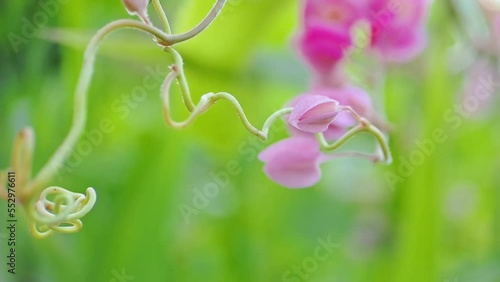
297;24;352;76
371;25;427;63
322;85;372;139
368;0;431;62
369;0;428;26
258;137;325;188
288;95;341;133
304;0;367;30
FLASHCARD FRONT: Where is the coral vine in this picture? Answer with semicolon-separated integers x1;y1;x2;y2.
1;0;433;237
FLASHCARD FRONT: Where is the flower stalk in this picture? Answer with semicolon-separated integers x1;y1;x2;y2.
3;0;232;238
2;0;396;235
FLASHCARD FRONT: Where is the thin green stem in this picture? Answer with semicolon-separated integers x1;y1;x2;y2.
49;220;83;233
166;0;227;45
211;92;265;139
164;47;196;111
367;124;393;164
160;69;291;140
23;3;230;199
325;151;381;163
317;123;392;164
261;107;293;138
160;70;206;128
28;186;96;238
33;193;75;226
24;19;171;201
317;125;365;151
152;0;172;34
206;93;291;140
339;106;363;122
30;223;54;239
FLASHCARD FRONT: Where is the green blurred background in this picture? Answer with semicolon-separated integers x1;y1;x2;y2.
1;0;499;281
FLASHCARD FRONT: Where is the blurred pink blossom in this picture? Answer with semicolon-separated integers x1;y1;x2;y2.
296;24;352;77
369;0;429;26
304;0;368;29
258;137;325;188
368;0;431;62
370;24;427;63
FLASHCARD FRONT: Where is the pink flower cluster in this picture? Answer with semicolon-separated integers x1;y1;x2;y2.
258;0;431;188
369;0;431;63
298;0;431;75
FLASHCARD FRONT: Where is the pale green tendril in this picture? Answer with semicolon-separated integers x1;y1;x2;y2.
1;0;393;239
152;0;172;34
160;45;392;164
0;128;97;238
2;0;231;238
29;187;96;239
159;60;292;140
316;107;393;164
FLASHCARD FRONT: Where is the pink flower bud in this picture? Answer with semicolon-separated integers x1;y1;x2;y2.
288;95;341;133
122;0;149;16
318;85;372;139
258;137;324;188
287;86;373;140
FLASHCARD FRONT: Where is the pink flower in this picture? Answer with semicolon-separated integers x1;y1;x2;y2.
288;95;341;133
289;86;372;139
304;0;368;30
319;85;372;139
368;0;431;62
258;137;324;188
297;24;352;76
369;0;429;26
371;24;427;63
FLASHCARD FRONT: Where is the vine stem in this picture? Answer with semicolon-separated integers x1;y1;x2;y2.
320;151;381;163
164;47;196;111
152;0;172;34
23;0;229;200
166;0;228;45
317;107;392;164
23;19;168;201
160;68;292;140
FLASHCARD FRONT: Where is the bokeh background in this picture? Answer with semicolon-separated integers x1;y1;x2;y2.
1;0;500;281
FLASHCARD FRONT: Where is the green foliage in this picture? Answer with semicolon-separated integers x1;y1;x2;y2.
1;0;499;281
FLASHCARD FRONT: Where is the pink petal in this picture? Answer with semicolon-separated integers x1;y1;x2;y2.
288;95;340;133
258;137;323;188
286;86;372;140
368;0;431;63
369;0;429;26
311;85;373;117
311;86;372;140
297;24;352;76
371;25;427;63
304;0;368;30
265;162;322;189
